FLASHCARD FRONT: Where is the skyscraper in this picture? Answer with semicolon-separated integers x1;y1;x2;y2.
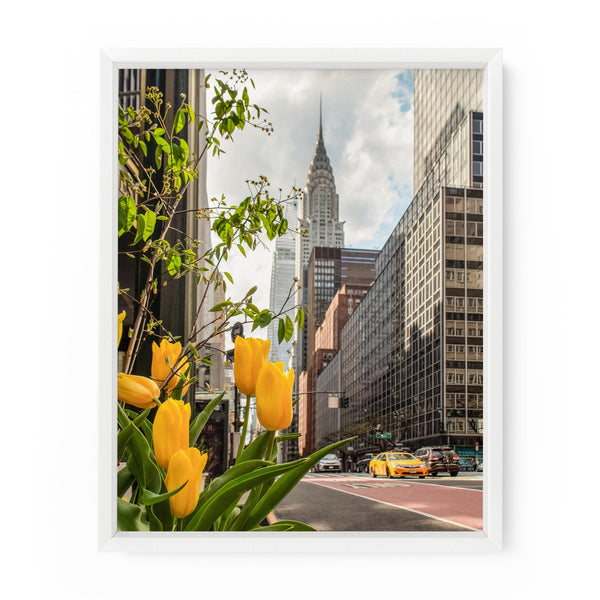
284;101;345;461
266;199;298;365
299;247;378;455
294;101;345;375
331;69;484;459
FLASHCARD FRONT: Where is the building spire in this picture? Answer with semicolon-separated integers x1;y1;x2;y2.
316;94;325;153
319;93;323;137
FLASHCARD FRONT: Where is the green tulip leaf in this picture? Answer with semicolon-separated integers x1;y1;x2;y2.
250;520;316;532
147;500;174;532
170;377;183;401
236;430;270;463
117;497;149;532
117;464;135;498
184;459;306;531
125;423;163;494
189;391;225;447
117;403;132;429
275;432;302;443
140;480;188;506
117;406;152;459
244;437;356;531
228;481;267;531
182;459;271;529
222;505;242;531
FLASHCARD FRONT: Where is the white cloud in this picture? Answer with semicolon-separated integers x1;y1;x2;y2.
205;69;413;339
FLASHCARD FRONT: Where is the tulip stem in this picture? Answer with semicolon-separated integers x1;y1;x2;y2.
264;430;276;462
236;394;252;464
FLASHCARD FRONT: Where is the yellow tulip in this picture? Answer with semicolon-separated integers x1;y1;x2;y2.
151;339;190;396
117;373;160;409
165;448;208;518
152;398;191;469
255;361;294;431
233;337;271;396
118;311;126;346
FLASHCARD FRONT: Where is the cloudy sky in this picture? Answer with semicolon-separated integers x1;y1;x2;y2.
206;69;414;342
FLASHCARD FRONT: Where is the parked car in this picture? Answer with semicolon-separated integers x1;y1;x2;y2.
368;452;428;479
313;453;342;473
355;453;376;473
413;446;460;476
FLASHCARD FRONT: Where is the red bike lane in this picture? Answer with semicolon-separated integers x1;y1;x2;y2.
304;477;483;530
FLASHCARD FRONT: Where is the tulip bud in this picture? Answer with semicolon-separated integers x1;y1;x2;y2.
233;337;271;396
255;361;294;431
117;373;160;409
118;310;126;346
151;339;190;396
165;448;208;518
152;398;191;469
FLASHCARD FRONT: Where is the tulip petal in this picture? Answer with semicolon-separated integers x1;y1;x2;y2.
165;448;206;518
233;337;270;396
255;362;293;431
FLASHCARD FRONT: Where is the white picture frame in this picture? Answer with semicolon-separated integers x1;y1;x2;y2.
99;47;502;553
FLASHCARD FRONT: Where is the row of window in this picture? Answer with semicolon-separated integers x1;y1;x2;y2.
446;243;483;262
447;344;484;356
445;195;483;214
446;220;484;236
446;296;483;309
446;269;483;286
446;371;483;384
446;321;484;336
446;418;483;434
446;392;483;408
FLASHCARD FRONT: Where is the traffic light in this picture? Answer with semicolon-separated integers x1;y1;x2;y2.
341;396;349;408
368;429;374;438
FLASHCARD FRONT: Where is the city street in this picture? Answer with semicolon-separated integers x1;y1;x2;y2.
271;471;483;531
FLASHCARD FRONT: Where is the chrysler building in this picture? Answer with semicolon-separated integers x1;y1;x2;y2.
294;101;345;375
297;102;345;269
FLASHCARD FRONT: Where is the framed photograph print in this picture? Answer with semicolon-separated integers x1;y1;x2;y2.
99;48;502;552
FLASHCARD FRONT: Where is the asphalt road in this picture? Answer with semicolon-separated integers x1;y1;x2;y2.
272;472;483;531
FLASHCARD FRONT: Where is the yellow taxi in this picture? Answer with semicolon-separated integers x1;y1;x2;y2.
368;452;428;479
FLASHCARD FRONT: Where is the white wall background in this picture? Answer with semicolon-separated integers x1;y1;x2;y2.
2;1;598;599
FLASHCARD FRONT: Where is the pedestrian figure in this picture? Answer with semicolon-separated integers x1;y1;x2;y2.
471;456;478;471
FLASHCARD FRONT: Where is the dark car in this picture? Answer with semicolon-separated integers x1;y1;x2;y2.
413;446;460;476
355;453;376;473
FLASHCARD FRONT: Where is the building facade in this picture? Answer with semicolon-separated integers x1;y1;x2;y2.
413;69;484;192
329;69;485;460
117;69;225;417
266;200;298;365
313;284;372;449
298;247;378;455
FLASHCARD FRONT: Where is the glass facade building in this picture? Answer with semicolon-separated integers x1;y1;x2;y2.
267;200;298;365
298;247;378;455
328;70;485;458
